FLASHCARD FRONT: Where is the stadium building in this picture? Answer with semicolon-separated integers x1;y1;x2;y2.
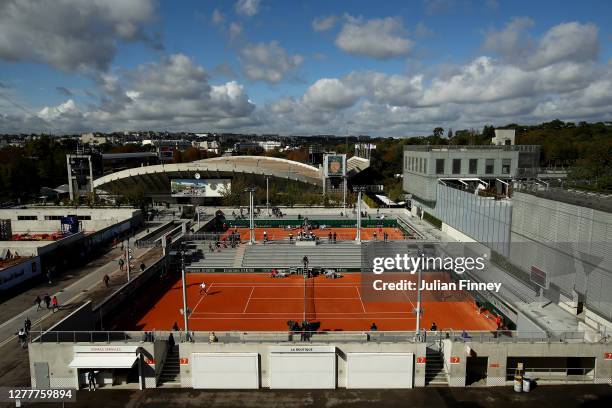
19;148;612;391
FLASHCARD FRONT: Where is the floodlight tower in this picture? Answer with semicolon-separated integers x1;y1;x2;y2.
244;187;256;244
353;186;367;243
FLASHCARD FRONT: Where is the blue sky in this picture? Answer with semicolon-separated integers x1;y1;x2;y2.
1;0;611;136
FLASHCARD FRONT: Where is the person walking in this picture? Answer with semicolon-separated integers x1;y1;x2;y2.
102;274;110;288
34;295;42;311
87;370;96;391
24;317;32;334
118;258;124;271
17;328;27;348
140;262;145;273
43;294;51;310
51;296;59;313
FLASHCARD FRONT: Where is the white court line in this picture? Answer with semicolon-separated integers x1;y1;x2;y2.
248;297;360;300
243;287;255;313
190;311;412;315
189;317;416;320
355;287;367;314
205;283;361;287
191;283;214;315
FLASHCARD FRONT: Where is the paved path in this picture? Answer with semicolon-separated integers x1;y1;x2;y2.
0;228;156;343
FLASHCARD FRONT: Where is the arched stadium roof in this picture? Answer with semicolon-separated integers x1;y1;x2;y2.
93;156;323;195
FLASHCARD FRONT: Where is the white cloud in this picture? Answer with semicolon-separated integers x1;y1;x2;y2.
530;22;599;69
235;0;260;17
303;78;361;110
238;41;303;83
229;22;243;40
484;19;599;70
212;9;224;25
312;15;337;32
38;99;80;120
483;17;534;61
0;0;159;72
335;16;413;59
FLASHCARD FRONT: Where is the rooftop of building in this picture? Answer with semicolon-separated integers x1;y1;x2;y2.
515;186;612;213
404;144;540;152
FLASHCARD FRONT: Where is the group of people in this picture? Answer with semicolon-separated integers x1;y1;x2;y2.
327;231;338;243
34;294;59;313
372;231;390;242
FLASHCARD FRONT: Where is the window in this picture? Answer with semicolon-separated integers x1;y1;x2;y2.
435;159;445;174
452;159;461;174
44;215;63;220
502;159;511;174
469;159;478;174
485;159;495;174
17;215;37;220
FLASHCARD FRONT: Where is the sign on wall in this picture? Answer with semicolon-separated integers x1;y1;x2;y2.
323;154;346;178
170;178;231;197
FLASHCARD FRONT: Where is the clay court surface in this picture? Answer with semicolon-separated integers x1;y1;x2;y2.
132;273;497;332
221;227;408;242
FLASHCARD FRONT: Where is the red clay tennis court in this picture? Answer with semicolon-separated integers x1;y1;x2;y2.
221;227;408;242
133;273;497;332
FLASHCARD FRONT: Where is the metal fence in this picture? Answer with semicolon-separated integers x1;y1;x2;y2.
505;367;595;382
28;329;608;345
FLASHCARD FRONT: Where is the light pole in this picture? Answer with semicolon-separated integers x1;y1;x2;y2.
353;186;367;243
180;242;189;332
244;187;256;244
125;237;131;282
266;176;270;216
415;249;423;335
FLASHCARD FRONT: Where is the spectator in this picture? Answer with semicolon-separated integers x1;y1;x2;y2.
51;296;59;313
460;330;471;341
172;321;179;331
328;232;332;243
430;322;437;331
17;328;27;348
34;295;42;311
167;333;175;351
87;370;96;391
370;322;378;331
209;332;218;343
333;232;337;243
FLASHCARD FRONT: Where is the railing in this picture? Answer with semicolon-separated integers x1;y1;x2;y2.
505;367;595;383
28;329;607;345
404;145;540;152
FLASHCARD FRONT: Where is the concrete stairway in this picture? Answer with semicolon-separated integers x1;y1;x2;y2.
241;242;362;270
233;244;247;268
425;346;448;386
158;346;181;387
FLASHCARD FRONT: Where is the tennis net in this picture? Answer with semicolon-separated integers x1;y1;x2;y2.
303;276;316;322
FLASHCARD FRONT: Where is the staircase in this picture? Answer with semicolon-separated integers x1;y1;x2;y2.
158;346;180;387
233;244;247;268
425;346;448;386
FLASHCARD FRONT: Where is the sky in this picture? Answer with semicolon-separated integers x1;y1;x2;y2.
0;0;611;136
